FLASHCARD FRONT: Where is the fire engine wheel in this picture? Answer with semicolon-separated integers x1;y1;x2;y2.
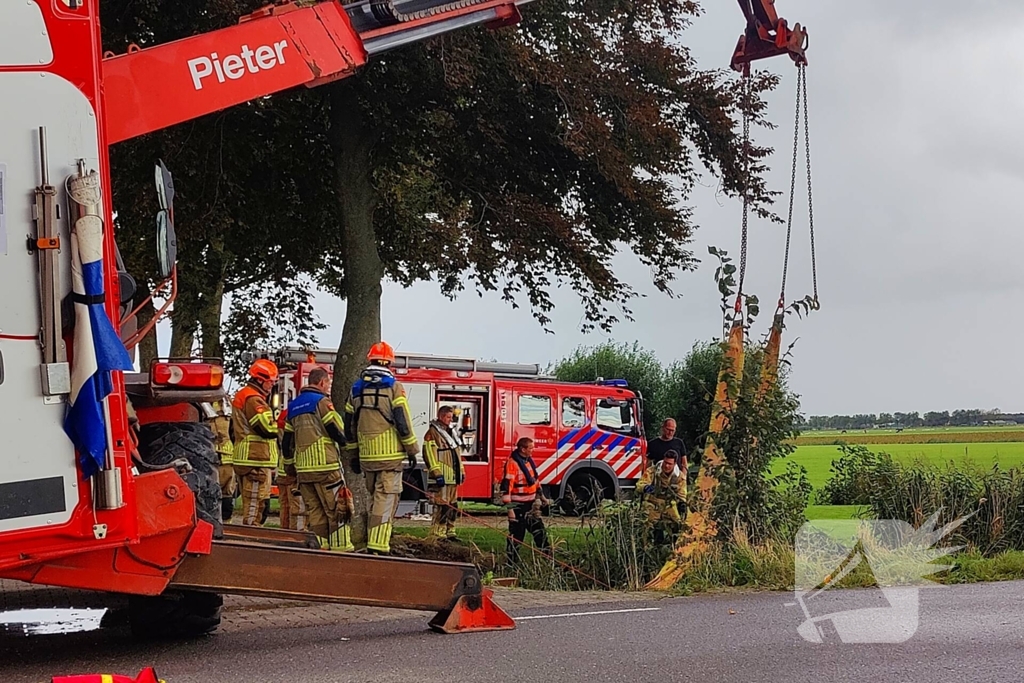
559;472;607;517
137;421;224;539
128;590;223;639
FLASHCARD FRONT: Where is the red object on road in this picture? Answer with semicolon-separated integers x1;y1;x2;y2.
53;668;163;683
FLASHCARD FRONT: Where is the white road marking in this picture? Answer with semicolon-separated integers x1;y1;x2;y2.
517;607;661;621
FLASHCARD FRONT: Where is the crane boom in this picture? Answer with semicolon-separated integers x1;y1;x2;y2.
103;0;527;144
731;0;808;72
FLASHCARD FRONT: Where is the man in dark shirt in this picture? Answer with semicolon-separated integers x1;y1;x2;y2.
647;418;688;473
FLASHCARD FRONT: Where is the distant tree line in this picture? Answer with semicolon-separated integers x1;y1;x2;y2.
799;409;1024;431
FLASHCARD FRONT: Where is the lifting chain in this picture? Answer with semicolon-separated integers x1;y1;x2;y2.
736;70;752;313
779;64;818;310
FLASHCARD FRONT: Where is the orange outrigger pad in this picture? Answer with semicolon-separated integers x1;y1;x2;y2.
645;317;746;591
429;588;516;633
53;669;162;683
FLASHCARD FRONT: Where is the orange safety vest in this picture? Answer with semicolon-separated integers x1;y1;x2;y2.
501;453;540;505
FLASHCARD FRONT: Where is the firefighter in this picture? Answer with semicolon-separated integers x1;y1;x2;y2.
275;407;302;530
231;359;280;526
205;398;236;523
637;449;686;545
501;437;550;564
283;367;354;551
423;405;464;540
344;341;419;555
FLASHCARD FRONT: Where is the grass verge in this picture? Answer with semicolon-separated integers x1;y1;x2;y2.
395;525;1024;595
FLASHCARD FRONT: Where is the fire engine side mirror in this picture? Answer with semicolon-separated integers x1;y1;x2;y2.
154;160;177;279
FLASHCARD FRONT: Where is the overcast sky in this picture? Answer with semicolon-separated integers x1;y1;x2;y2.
189;1;1024;416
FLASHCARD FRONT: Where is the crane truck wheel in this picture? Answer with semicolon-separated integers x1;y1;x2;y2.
137;422;223;539
128;591;223;639
133;422;224;639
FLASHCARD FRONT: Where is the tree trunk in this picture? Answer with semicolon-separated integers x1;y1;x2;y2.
137;298;159;370
198;280;224;359
327;82;384;550
169;313;197;358
199;235;227;359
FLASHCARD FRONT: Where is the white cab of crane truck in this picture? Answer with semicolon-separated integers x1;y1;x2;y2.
0;2;98;534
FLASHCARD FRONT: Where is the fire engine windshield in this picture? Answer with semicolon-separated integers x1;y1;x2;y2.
596;398;639;437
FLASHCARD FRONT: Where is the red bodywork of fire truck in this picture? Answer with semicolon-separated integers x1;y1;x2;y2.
274;350;647;512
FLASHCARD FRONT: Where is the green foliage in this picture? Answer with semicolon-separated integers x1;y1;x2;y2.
710;361;810;544
659;341;723;454
820;446;1024;555
221;280;326;382
818;444;900;506
552;342;665;434
506;500;677;591
553;335;809;544
102;0;783;369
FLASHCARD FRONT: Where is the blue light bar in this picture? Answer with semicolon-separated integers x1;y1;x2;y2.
598;379;629;388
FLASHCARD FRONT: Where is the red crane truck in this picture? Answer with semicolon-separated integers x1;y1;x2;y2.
0;0;806;643
268;347;647;514
0;0;535;638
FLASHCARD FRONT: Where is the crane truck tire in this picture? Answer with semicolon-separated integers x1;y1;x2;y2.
133;422;224;638
128;591;223;639
137;422;223;539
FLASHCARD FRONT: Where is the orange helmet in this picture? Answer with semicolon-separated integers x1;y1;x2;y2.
248;358;279;383
367;341;396;365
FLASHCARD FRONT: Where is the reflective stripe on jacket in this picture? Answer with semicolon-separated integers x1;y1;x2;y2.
231;385;279;468
638;465;685;510
343;366;417;463
500;452;540;505
423;422;463;483
287;388;345;474
210;415;234;464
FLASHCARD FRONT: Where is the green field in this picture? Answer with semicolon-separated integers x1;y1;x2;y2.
806;425;1024;438
778;442;1024;492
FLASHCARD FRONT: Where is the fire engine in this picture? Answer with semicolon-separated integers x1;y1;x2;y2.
267;348;647;514
0;0;806;644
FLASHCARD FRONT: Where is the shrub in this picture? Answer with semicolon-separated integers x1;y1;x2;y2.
820;446;1024;555
818;444;899;505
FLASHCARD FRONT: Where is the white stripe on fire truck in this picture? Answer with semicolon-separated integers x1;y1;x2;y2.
536;428;596;481
607;438;638;472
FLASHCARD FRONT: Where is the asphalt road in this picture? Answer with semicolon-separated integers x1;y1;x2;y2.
3;581;1024;682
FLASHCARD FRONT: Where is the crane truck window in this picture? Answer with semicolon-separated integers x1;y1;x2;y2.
517;395;551;426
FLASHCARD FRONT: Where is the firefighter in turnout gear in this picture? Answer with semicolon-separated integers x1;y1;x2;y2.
501;437;550;565
637;449;686;545
275;408;304;531
423;405;464;539
203;398;236;523
232;359;280;526
344;341;419;555
283;367;354;551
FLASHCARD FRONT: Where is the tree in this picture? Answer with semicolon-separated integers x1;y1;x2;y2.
104;0;782;547
553;342;665;435
102;0;339;368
